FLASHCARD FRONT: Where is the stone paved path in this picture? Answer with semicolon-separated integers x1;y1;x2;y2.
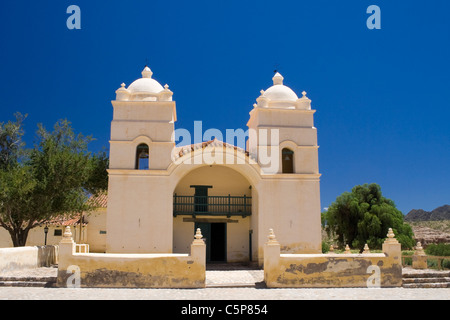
206;270;264;287
1;266;449;300
0;267;57;278
1;286;449;300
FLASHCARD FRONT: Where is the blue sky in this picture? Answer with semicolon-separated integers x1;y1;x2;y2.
1;0;449;215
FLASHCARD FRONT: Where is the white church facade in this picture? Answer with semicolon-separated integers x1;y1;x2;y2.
0;66;322;266
1;66;406;289
105;66;322;265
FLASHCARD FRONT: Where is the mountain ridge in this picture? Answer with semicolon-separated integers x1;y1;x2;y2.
405;205;450;221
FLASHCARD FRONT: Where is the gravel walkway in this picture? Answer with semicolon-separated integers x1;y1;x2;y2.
1;286;449;300
1;267;449;300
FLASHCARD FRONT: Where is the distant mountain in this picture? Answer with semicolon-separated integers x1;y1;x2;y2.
405;205;450;221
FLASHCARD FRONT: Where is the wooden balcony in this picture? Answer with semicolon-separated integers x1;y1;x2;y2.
173;194;252;218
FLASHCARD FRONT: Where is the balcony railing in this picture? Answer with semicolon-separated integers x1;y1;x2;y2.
173;194;252;217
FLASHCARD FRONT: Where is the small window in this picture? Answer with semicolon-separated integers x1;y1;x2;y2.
282;148;294;174
54;229;63;236
99;230;107;235
135;144;149;170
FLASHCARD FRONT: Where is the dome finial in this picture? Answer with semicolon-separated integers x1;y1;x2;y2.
272;72;284;85
142;66;153;78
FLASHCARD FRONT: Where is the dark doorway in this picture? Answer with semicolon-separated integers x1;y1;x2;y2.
195;222;227;263
210;223;226;262
191;185;212;213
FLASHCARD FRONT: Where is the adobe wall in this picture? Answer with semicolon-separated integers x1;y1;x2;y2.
264;229;402;288
58;227;206;288
0;246;58;273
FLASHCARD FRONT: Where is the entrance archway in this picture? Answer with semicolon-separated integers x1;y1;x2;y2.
172;165;255;263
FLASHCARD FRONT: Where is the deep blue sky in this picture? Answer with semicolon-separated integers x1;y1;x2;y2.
1;0;449;215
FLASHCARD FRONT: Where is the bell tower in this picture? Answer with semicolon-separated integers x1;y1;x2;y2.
247;72;319;175
106;66;177;253
247;72;322;257
109;66;176;171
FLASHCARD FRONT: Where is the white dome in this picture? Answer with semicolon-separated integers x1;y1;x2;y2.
254;72;304;109
262;72;298;101
127;66;164;94
115;66;174;102
263;84;298;101
128;77;164;94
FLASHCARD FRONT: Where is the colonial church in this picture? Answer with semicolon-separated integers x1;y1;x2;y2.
0;66;322;266
106;66;322;265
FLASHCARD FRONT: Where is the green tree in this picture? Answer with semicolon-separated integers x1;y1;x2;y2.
0;112;26;168
324;183;414;250
0;115;108;247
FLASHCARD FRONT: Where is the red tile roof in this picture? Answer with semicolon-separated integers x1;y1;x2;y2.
46;193;107;227
87;192;108;208
47;214;86;227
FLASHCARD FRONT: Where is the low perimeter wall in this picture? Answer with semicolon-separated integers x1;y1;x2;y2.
0;246;58;273
264;229;403;288
57;227;206;288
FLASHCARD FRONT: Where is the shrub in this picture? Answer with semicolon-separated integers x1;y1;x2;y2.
444;259;450;269
425;243;450;257
322;241;330;253
324;183;415;251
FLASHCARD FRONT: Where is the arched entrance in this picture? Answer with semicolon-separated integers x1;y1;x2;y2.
172;165;256;263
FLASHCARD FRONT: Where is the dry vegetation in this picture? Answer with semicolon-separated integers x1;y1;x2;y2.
405;220;450;246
